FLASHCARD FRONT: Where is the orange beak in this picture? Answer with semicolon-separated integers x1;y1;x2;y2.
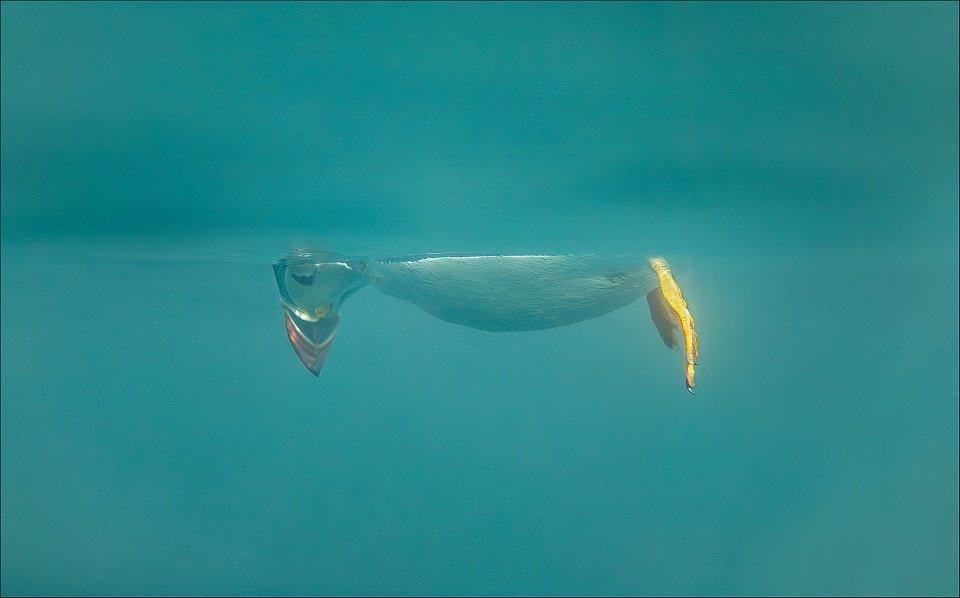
281;305;340;376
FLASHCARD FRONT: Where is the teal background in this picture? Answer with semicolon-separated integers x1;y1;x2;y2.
2;2;958;595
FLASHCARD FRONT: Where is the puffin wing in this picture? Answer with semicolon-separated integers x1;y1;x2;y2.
367;254;658;331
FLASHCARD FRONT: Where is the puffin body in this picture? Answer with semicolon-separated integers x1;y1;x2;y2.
367;254;659;332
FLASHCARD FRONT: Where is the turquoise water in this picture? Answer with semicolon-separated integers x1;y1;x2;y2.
2;2;958;595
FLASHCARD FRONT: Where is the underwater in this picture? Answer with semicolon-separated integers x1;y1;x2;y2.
1;2;958;596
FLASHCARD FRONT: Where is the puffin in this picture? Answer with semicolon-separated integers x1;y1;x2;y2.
274;252;699;393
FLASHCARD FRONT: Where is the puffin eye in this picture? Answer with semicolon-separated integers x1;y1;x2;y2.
291;271;316;286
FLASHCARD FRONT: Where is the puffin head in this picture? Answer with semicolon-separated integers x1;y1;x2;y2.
273;257;368;375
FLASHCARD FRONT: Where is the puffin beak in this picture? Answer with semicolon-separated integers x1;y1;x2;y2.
281;305;341;376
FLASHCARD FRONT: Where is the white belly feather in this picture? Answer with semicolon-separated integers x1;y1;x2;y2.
368;254;659;331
